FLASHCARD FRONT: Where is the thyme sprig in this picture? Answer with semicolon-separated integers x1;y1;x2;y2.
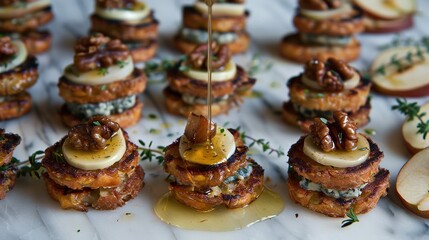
379;35;429;51
0;151;45;178
341;207;359;228
143;57;188;83
392;98;429;139
373;47;427;76
138;140;165;164
247;53;274;77
239;130;285;157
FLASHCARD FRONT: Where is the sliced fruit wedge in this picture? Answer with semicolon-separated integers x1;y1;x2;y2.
371;46;429;97
397;147;429;218
402;102;429;155
354;0;415;20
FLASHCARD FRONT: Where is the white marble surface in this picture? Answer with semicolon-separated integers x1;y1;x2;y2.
1;0;429;239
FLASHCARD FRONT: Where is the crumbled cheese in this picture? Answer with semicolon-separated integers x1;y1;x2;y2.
179;28;237;44
67;95;136;118
299;178;367;199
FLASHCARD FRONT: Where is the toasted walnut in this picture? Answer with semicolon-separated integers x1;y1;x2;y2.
96;0;136;9
0;36;17;58
310;118;335;152
67;116;120;151
303;58;356;92
299;0;342;10
188;43;232;70
73;33;129;72
310;111;358;152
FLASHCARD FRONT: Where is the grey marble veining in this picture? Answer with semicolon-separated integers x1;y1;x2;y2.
1;0;429;239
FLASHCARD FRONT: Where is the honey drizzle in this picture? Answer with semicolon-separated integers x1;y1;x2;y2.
205;0;214;146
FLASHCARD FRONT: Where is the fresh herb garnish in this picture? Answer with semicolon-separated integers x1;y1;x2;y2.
116;60;127;68
138;140;165;164
239;129;285;158
100;85;107;91
373;47;427;76
93;121;101;126
341;207;359;228
97;67;109;76
248;53;273;77
148;113;158;120
392;98;429;139
364;128;376;136
149;128;161;134
16;150;45;179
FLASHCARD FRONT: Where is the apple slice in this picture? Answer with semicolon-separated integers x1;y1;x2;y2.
364;15;414;34
397;147;429;218
392;0;416;15
402;102;429;155
354;0;414;20
371;46;429;97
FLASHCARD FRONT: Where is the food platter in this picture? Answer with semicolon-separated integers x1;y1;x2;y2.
1;0;429;239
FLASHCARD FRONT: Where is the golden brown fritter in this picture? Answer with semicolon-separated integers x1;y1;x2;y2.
0;56;38;95
170;159;264;211
288;136;383;190
58;68;147;104
164;86;241;117
0;8;53;33
0;91;32;120
183;6;247;32
164;129;248;188
282;100;371;132
288;168;389;217
60;100;143;128
0;168;17;200
44;166;144;211
42;130;140;190
90;13;159;41
280;33;361;63
293;8;364;36
127;39;157;62
21;30;52;55
287;74;370;113
0;129;21;166
167;66;255;99
174;31;250;55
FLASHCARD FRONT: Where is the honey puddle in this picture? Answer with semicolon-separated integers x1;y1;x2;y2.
154;187;285;232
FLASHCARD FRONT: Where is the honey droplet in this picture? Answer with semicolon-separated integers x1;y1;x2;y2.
154;187;285;232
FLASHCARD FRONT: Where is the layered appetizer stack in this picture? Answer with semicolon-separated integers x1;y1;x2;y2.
280;0;364;63
288;111;390;217
164;43;256;117
283;57;371;132
0;0;53;54
175;0;250;54
58;33;147;128
164;114;264;211
353;0;416;33
42;117;144;211
0;36;38;120
90;0;159;62
0;129;21;200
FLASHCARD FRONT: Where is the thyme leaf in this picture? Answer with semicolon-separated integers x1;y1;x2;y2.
392;98;429;139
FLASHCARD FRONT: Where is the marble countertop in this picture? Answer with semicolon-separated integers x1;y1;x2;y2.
1;0;429;239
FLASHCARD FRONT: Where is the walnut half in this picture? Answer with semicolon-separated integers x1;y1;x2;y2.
310;111;358;152
73;33;129;72
67;116;120;151
303;58;355;92
0;37;17;61
188;43;232;70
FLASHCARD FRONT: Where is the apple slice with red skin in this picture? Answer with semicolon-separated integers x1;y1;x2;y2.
371;46;429;97
354;0;416;20
396;147;429;218
364;15;413;34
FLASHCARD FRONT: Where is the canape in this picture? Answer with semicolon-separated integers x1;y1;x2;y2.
90;0;159;62
283;57;371;132
164;43;255;117
42;116;144;211
0;128;21;200
163;113;264;211
288;111;390;217
175;0;250;54
0;36;38;120
58;33;147;128
280;0;364;63
0;0;54;54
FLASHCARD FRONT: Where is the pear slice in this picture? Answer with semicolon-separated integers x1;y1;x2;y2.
371;46;429;97
392;0;416;15
402;102;429;155
397;148;429;218
354;0;412;20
